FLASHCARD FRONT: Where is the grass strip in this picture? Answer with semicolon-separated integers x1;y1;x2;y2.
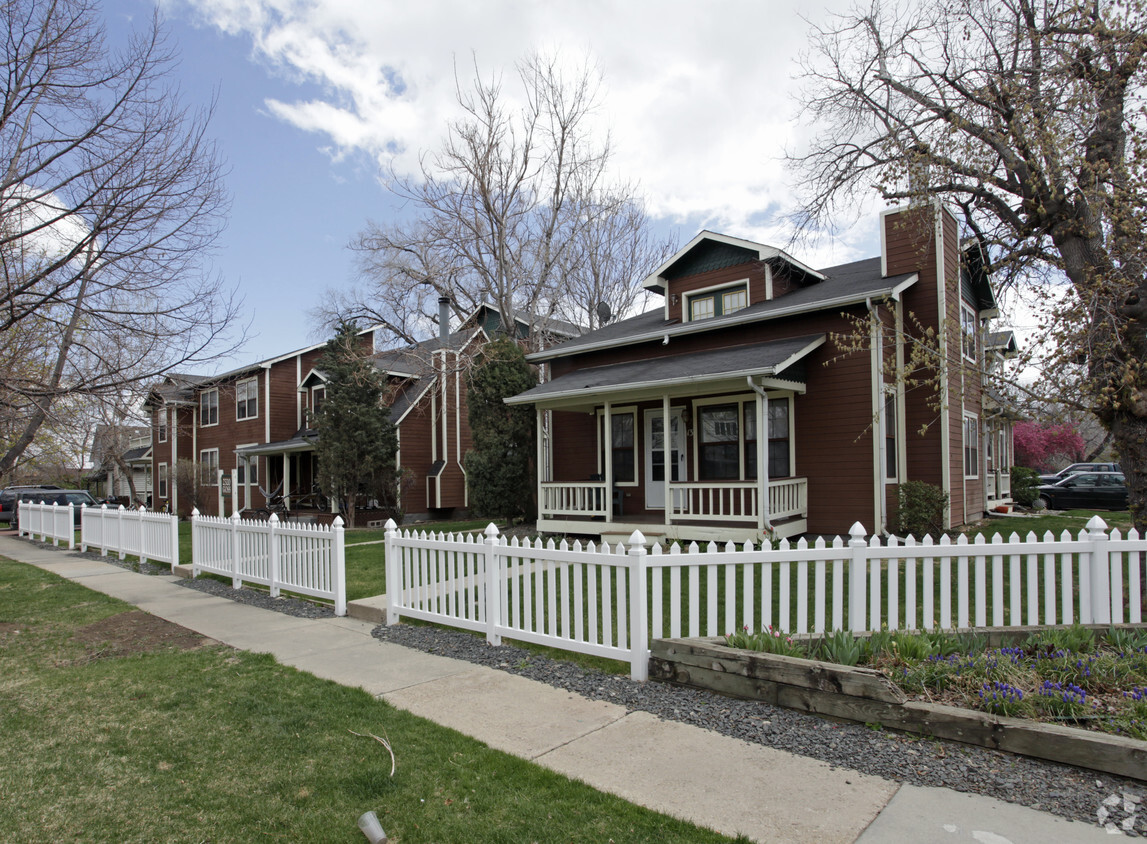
0;559;743;844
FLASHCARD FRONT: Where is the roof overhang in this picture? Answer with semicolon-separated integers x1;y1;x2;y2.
235;437;315;457
528;276;917;363
507;335;825;411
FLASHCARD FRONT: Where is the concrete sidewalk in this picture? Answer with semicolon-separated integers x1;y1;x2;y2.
0;535;1116;843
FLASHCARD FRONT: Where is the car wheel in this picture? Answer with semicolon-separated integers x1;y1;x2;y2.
1033;496;1049;511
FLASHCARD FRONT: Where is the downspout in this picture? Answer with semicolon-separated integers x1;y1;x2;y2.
746;377;771;531
868;297;888;535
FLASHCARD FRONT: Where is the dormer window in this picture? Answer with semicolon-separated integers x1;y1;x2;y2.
686;283;749;322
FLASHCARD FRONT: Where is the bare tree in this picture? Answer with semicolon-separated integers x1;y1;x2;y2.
0;0;238;481
326;53;663;347
790;0;1147;527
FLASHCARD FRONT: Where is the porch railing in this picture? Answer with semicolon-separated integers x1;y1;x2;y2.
540;482;608;518
540;477;807;524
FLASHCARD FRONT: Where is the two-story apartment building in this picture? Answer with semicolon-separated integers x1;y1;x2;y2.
507;203;1011;541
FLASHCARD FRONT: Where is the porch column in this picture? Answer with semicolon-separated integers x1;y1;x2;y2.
604;402;613;522
663;394;672;527
283;454;291;510
756;387;770;532
243;456;252;512
536;407;544;519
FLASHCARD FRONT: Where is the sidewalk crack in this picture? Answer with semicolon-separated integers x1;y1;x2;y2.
530;710;630;761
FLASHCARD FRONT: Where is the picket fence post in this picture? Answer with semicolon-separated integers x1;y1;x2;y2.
116;505;126;560
229;511;243;590
484;523;502;646
65;503;74;550
170;510;180;571
331;516;346;617
1087;515;1111;625
99;504;109;557
265;512;278;596
137;505;147;565
190;508;201;577
849;522;867;632
628;530;649;682
79;504;88;552
384;518;400;625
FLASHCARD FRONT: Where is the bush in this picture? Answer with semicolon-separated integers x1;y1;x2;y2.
894;480;948;538
1011;466;1041;507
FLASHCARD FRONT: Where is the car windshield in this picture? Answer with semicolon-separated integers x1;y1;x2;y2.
64;493;95;505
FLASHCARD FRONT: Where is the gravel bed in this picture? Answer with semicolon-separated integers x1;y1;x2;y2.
28;537;1146;833
372;621;1147;835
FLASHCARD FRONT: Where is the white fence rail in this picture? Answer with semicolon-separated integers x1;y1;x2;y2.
17;500;75;548
80;505;180;567
191;509;346;615
385;516;1146;681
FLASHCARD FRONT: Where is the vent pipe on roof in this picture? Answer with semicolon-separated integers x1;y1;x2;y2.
438;297;451;348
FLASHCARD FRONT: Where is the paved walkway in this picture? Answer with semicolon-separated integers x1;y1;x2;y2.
0;535;1117;843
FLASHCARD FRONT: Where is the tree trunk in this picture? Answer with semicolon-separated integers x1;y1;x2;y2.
1109;410;1147;531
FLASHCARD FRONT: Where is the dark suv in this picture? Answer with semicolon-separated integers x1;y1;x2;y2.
2;488;96;526
0;485;62;524
1038;462;1121;484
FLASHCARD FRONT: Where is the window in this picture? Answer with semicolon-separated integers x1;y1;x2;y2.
961;303;978;362
201;448;220;486
236;378;258;420
200;388;219;427
236;449;258;485
963;415;980;479
686;283;749;322
597;411;636;484
699;405;740;480
690;295;715;321
157;409;167;443
311;386;326;417
157;463;168;498
884;394;897;480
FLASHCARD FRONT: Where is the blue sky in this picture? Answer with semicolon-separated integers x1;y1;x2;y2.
101;0;910;368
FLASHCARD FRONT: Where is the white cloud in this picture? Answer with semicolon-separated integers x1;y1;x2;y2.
175;0;871;258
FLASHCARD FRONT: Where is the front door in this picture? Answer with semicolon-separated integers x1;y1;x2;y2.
645;409;686;510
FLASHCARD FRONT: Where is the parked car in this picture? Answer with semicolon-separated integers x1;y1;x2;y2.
1038;462;1121;484
1033;472;1128;511
9;488;98;526
0;485;62;524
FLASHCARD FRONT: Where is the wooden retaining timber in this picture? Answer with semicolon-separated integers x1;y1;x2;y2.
649;638;1147;782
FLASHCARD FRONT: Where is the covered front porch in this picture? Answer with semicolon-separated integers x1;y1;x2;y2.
509;335;824;543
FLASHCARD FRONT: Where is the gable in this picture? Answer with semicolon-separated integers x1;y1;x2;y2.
662;241;760;281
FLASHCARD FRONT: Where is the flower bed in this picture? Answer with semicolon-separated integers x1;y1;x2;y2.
649;624;1147;780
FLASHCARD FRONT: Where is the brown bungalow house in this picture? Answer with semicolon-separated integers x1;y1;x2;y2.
507;204;1013;542
145;305;573;520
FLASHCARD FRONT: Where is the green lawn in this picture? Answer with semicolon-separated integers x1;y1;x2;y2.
0;559;742;843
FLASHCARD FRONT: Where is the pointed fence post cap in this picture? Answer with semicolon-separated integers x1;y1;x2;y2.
138;505;146;512
117;504;125;511
1086;514;1108;533
230;510;241;521
191;507;200;517
849;522;867;540
101;503;108;510
484;522;500;539
268;512;279;523
384;518;397;531
332;516;344;528
628;530;646;547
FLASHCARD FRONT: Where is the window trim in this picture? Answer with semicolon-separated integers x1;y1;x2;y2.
200;388;219;428
235;377;258;422
963;413;980;480
595;406;639;487
200;448;220;486
683;279;751;323
157;462;168;498
883;390;897;482
157;409;168;443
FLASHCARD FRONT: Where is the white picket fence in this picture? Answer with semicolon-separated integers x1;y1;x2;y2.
191;509;347;615
384;516;1147;681
80;505;180;567
17;500;75;548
